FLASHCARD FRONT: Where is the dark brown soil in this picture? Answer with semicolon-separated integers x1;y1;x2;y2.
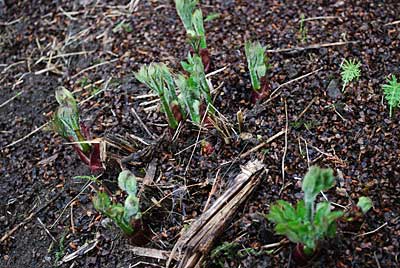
1;1;399;268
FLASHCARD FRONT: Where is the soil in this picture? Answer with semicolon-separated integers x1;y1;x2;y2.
1;1;399;268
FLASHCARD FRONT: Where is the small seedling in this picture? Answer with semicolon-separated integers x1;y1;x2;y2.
356;196;373;214
382;75;400;117
210;242;240;267
135;63;184;129
93;170;141;235
298;14;308;43
245;41;270;103
267;166;343;262
340;59;361;92
51;87;103;172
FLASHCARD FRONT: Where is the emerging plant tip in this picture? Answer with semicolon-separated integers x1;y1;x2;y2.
93;170;141;235
341;58;361;92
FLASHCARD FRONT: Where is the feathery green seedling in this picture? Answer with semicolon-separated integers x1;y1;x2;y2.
245;41;270;103
52;87;103;172
341;59;361;92
93;170;141;235
135;63;184;129
382;75;400;117
267;166;343;257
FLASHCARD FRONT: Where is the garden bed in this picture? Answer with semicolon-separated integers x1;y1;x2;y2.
0;1;399;267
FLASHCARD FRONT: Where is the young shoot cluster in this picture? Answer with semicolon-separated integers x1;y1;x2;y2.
93;170;141;235
382;75;400;117
245;41;269;92
267;166;372;256
135;54;212;128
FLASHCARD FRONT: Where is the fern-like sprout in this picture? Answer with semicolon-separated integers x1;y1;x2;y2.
341;59;361;92
245;41;269;92
382;75;400;117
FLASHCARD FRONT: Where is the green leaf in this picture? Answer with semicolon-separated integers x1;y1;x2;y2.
302;166;335;206
245;41;268;91
205;12;220;22
55;87;78;112
175;0;198;32
93;192;111;213
192;9;206;49
357;196;373;214
123;195;141;222
117;170;138;196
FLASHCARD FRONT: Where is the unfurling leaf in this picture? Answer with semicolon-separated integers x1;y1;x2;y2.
302;166;335;207
118;170;138;196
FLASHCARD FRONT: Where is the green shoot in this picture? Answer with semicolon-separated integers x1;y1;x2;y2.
382;75;400;117
175;0;198;32
180;53;212;110
52;87;90;154
93;170;141;235
341;59;361;92
204;12;220;22
267;166;343;255
298;14;308;43
175;74;201;123
245;41;269;92
357;196;373;214
175;0;206;52
135;63;183;129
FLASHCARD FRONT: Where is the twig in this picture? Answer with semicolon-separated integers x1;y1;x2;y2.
36;217;57;243
71;59;118;79
355;222;388;237
184;105;210;175
266;41;358;53
384;20;400;26
50;181;94;229
266;68;323;101
299;16;339;22
240;130;286;159
0;17;23;26
374;251;382;268
205;65;228;78
203;169;221;212
279;100;289;194
127;245;172;260
261;239;288;249
0;193;61;243
2;122;49;149
0;91;22;109
296;97;316;120
131;107;158;140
